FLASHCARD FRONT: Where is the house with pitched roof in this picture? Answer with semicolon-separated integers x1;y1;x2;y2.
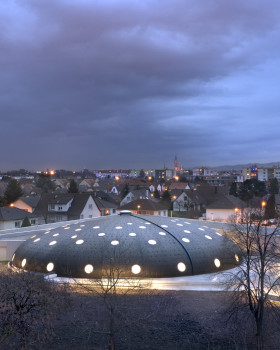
12;195;41;213
118;199;169;216
205;195;246;221
0;207;39;230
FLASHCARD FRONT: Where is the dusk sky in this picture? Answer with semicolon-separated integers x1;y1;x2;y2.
1;0;280;171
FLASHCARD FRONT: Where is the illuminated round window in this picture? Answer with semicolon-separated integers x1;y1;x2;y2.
76;239;84;245
235;254;239;262
177;224;183;227
159;232;166;236
84;264;94;274
139;226;146;229
34;238;40;242
145;222;151;225
127;222;133;225
148;240;156;245
161;225;168;228
53;233;59;237
71;235;77;239
111;240;119;246
215;232;222;236
49;241;57;246
47;262;54;272
31;235;36;238
131;264;141;274
129;233;136;236
64;227;70;230
98;233;105;236
214;258;221;268
182;238;190;243
205;235;212;240
21;259;26;268
184;221;190;224
75;228;81;232
177;262;186;272
199;228;205;231
184;230;191;233
93;226;100;229
115;226;122;229
80;224;85;227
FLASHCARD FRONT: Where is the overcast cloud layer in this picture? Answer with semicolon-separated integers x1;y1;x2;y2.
1;0;280;171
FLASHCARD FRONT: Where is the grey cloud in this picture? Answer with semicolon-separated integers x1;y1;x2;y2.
0;0;280;170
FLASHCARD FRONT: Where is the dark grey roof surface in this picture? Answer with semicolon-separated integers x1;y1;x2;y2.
12;213;241;278
0;207;35;221
19;195;41;208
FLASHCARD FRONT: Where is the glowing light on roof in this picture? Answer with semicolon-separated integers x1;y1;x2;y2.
131;265;141;274
47;262;54;272
214;259;221;268
177;262;186;272
84;264;94;274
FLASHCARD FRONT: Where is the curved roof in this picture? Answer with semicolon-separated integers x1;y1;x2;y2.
11;212;240;278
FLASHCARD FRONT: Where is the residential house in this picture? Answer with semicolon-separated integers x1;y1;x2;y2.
205;195;246;222
118;199;169;216
0;207;39;230
12;195;41;213
120;189;153;207
172;190;204;212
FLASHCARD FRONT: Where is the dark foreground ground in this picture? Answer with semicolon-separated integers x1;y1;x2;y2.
44;289;280;350
1;259;280;350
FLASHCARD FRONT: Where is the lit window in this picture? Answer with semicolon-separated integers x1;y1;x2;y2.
115;226;122;229
53;233;59;237
177;262;186;272
159;232;166;235
71;235;77;239
177;224;183;227
64;227;70;230
111;240;119;245
184;230;191;233
98;233;105;236
161;225;168;228
129;233;136;236
148;240;156;245
139;226;146;229
47;262;54;272
235;254;239;262
93;226;100;229
75;228;81;231
21;259;26;267
49;241;57;246
182;238;190;243
131;265;141;274
127;223;133;225
34;238;40;242
31;235;36;238
76;240;84;245
205;235;212;240
214;259;221;268
215;232;221;236
84;264;94;274
199;228;205;231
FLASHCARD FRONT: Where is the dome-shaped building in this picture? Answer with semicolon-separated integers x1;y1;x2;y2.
11;212;241;279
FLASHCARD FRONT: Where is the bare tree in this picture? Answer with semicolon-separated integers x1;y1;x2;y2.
0;269;69;350
224;208;280;349
73;249;155;350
